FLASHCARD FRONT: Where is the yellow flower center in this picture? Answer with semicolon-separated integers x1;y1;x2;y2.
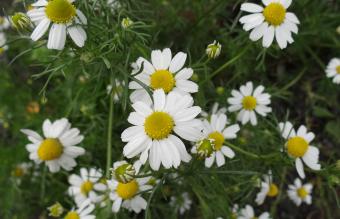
144;111;174;140
81;180;93;195
267;183;279;197
116;180;139;200
45;0;76;24
286;136;308;158
208;131;224;151
64;211;80;219
297;187;308;199
12;167;24;177
263;3;286;26
37;138;63;161
150;70;175;93
336;65;340;74
242;96;257;110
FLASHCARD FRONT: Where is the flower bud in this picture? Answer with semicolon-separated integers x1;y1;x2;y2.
206;40;221;59
11;12;31;30
121;17;133;29
196;138;215;158
216;86;225;95
111;161;136;183
47;202;64;217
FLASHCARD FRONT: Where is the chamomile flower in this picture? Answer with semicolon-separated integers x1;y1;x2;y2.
228;82;272;126
121;89;202;170
192;114;240;167
129;48;198;105
108;176;153;213
255;171;279;205
239;0;299;49
201;102;227;118
287;178;313;206
11;162;32;184
279;121;321;178
238;205;271;219
170;192;192;215
21;118;85;173
27;0;87;50
206;40;222;59
64;199;95;219
68;167;107;206
0;16;10;31
325;58;340;84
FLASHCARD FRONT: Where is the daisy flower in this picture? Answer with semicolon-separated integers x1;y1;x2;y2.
121;89;202;170
206;40;222;59
192;114;240;167
287;178;313;206
238;205;271;219
228;82;272;126
170;192;192;215
239;0;299;49
68;167;107;206
27;0;87;50
64;199;95;219
129;48;198;105
200;102;227;118
0;16;10;31
108;176;153;213
255;171;279;205
325;58;340;84
21;118;85;172
279;121;321;178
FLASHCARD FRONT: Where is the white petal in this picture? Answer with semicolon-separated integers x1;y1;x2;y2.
68;25;87;47
151;49;163;70
250;22;268;41
153;89;166;111
205;154;215;168
221;146;235;158
47;24;66;50
240;3;264;13
216;151;225;167
262;25;275;48
295;158;305;179
175;68;193;80
31;18;50;41
169;52;187;73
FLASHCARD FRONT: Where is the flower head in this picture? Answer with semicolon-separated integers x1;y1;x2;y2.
121;17;133;29
239;0;299;49
206;40;222;59
287;178;313;206
228;82;271;126
325;58;340;84
64;199;95;219
21;118;85;172
255;171;279;205
47;202;64;217
238;204;271;219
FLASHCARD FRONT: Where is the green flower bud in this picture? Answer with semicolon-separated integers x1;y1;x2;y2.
196;138;215;158
112;163;136;183
206;40;221;59
121;17;133;29
216;86;225;95
47;202;64;217
11;12;31;30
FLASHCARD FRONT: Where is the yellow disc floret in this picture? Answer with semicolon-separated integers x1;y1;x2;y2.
144;112;174;140
336;65;340;74
81;180;93;195
116;180;139;200
45;0;76;24
64;211;80;219
150;70;175;93
263;3;286;26
242;96;257;110
286;136;308;157
12;167;24;177
297;187;308;199
208;131;224;151
37;138;63;161
267;183;279;197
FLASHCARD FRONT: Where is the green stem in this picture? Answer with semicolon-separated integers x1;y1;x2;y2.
224;141;260;159
40;165;47;204
106;80;114;178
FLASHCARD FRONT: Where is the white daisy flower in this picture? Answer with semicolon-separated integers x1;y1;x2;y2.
255;171;279;205
170;192;192;215
108;176;152;213
0;16;10;31
287;178;313;206
129;48;198;105
11;162;32;183
27;0;87;50
238;205;271;219
325;58;340;84
279;121;321;178
239;0;299;49
121;89;202;170
200;102;227;118
21;118;85;173
68;167;107;206
206;40;222;59
64;199;95;219
192;114;240;167
228;82;272;126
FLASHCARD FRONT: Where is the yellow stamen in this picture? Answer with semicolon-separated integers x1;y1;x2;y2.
267;183;279;197
116;180;139;200
297;187;308;199
150;70;175;93
37;138;63;161
144;111;174;140
286;136;308;157
45;0;76;24
64;211;80;219
242;96;257;110
208;131;224;151
263;3;286;26
81;180;93;195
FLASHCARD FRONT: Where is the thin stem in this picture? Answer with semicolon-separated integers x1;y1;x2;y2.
40;165;47;204
224;141;260;159
106;78;114;178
